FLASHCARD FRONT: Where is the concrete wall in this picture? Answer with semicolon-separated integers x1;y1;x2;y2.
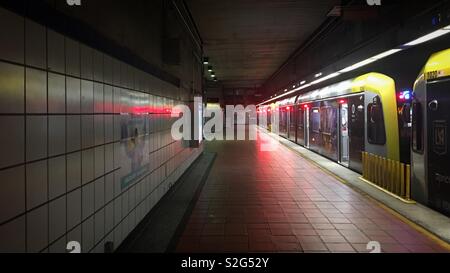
0;3;203;253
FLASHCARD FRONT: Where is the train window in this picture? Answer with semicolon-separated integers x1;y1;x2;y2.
320;107;332;134
367;96;386;145
311;108;320;133
298;108;304;127
412;101;423;153
402;103;411;123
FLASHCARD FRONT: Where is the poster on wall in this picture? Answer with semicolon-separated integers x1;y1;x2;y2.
120;114;150;190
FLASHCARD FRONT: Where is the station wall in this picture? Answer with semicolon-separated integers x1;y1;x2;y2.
0;6;203;253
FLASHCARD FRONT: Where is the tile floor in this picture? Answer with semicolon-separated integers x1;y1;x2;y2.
175;130;449;253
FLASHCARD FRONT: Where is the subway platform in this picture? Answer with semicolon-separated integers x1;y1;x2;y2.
172;129;450;253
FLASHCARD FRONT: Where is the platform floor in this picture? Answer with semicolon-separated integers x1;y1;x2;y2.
175;130;449;253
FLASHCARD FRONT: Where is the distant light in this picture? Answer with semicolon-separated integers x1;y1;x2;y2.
304;104;309;109
203;57;209;64
208;66;213;72
404;26;450;46
339;99;347;104
211;72;216;78
339;49;402;73
284;89;288;92
315;73;323;78
300;81;306;85
292;85;296;88
286;106;290;110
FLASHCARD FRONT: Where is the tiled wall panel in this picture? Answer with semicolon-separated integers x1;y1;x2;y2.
0;8;203;253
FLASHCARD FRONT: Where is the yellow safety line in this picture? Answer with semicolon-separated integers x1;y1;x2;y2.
262;130;450;251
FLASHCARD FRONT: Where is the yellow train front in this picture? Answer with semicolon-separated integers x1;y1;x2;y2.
411;48;450;216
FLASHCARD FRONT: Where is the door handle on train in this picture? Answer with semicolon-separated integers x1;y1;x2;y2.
428;100;438;111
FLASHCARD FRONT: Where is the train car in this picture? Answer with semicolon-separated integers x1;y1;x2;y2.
260;72;400;174
411;48;450;216
276;97;297;141
258;103;275;131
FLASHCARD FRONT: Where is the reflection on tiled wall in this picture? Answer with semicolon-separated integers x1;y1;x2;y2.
0;7;203;253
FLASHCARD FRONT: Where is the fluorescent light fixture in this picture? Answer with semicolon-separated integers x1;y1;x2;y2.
208;66;213;72
404;28;450;46
315;73;323;78
300;81;306;85
372;49;402;59
339;59;377;73
339;49;402;73
310;72;341;85
203;57;209;64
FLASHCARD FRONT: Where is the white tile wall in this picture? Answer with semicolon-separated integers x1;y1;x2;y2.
0;7;203;253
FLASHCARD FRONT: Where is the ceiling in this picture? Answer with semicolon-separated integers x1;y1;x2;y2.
186;0;339;89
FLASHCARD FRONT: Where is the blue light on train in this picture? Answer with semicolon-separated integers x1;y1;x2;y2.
399;90;412;101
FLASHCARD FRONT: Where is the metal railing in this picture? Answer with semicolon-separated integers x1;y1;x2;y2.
362;152;412;201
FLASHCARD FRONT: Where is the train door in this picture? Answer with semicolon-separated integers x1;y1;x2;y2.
426;78;450;215
305;108;310;148
310;106;321;153
286;107;291;139
297;107;305;146
289;106;296;142
280;108;288;138
348;95;365;173
339;102;350;167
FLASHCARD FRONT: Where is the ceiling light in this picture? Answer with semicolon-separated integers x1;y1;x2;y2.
310;72;341;85
339;59;377;73
300;81;306;85
208;66;213;72
371;49;402;59
203;57;209;64
339;49;402;73
315;73;323;78
404;28;450;46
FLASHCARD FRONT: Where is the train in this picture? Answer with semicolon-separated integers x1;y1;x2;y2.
258;48;450;217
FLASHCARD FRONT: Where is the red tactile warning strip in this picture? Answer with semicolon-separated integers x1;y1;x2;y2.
176;132;449;253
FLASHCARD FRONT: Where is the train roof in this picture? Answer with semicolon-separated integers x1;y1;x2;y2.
414;48;450;87
275;96;297;106
259;72;395;107
297;73;394;103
